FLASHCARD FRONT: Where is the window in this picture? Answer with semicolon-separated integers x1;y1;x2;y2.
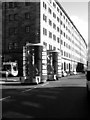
63;24;65;28
14;43;18;49
49;44;52;50
64;32;65;37
43;42;47;47
61;50;63;55
53;47;56;50
53;12;56;18
43;14;47;22
57;7;59;12
49;31;52;38
43;2;47;9
60;11;62;16
43;28;47;35
9;14;13;21
64;51;65;56
57;17;59;22
53;23;56;29
9;28;17;35
61;39;63;45
8;43;13;50
25;13;30;19
60;30;62;34
60;20;62;25
14;14;18;20
49;19;52;26
53;34;56;41
9;2;14;8
14;2;18;7
9;28;13;35
57;37;60;43
14;28;18;34
57;27;59;32
53;2;56;8
64;42;65;46
25;26;30;33
48;7;52;14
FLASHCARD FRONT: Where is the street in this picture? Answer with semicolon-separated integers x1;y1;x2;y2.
1;74;90;119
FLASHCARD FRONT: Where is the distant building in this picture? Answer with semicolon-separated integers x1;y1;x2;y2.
2;0;87;76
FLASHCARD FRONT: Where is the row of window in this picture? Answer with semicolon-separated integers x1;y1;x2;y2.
43;42;56;50
43;14;60;23
61;63;72;70
61;50;71;58
4;2;31;9
8;12;31;21
8;26;31;35
8;42;18;50
43;1;60;14
43;28;60;43
43;1;71;27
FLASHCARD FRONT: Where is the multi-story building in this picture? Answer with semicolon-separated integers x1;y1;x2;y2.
2;0;87;77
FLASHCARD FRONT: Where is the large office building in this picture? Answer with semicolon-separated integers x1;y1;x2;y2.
2;0;87;77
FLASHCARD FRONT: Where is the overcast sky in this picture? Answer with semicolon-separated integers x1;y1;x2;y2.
60;2;88;44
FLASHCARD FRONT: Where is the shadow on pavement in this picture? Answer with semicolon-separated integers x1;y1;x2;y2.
2;86;90;119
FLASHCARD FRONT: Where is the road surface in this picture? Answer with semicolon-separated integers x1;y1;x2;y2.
1;73;90;119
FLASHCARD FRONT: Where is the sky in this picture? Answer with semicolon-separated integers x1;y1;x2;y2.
60;2;88;44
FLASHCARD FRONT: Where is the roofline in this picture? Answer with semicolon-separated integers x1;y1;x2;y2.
55;0;87;48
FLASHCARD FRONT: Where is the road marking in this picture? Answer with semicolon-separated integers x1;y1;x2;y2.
21;88;34;93
0;96;11;101
21;82;49;93
41;82;49;86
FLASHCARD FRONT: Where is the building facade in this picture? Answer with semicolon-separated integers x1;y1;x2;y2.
2;0;87;77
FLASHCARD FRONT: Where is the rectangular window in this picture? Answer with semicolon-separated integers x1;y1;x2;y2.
43;14;47;22
25;26;30;33
61;39;63;45
57;37;60;43
9;28;14;35
49;31;52;38
60;20;62;25
53;34;56;41
57;17;59;22
43;2;47;9
9;2;14;8
49;44;52;50
14;14;18;20
53;12;56;18
60;30;62;34
14;43;18;49
57;27;59;32
49;19;52;26
48;7;52;14
43;28;47;35
60;11;62;16
53;47;56;50
8;43;13;50
57;7;59;12
53;23;56;29
25;13;30;19
9;14;13;21
53;2;56;8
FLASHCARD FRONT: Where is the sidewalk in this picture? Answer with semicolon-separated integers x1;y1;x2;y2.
0;77;20;84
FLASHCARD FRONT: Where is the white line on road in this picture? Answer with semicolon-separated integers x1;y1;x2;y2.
41;82;49;86
21;82;49;93
0;96;11;101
